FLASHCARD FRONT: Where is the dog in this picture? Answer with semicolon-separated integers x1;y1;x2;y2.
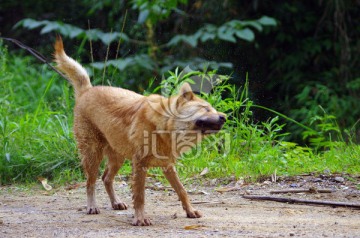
53;35;226;226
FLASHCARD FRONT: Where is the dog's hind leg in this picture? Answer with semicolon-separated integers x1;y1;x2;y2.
163;165;202;218
102;146;128;210
75;119;105;215
80;147;104;214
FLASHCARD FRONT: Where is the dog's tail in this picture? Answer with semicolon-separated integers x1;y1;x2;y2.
54;35;92;96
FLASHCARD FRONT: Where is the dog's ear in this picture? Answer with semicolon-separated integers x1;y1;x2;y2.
179;83;194;101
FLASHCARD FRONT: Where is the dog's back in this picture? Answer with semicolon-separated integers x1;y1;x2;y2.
74;85;148;156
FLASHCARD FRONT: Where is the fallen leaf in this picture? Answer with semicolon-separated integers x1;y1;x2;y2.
38;177;52;191
184;224;206;230
200;167;209;176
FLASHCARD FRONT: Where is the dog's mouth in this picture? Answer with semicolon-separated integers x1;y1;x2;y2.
195;115;226;134
200;129;221;135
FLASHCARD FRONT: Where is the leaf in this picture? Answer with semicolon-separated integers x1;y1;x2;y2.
183;35;198;47
38;177;52;191
227;20;244;28
258;16;277;26
200;32;215;42
40;22;59;34
5;153;10;162
218;30;236;43
65;26;84;38
242;20;263;31
19;19;46;29
86;29;102;40
217;26;236;43
110;58;134;70
235;28;255;42
200;167;209;176
167;35;184;46
98;32;120;45
92;57;134;71
90;62;106;70
138;9;150;24
151;5;162;15
184;224;206;230
118;33;129;42
203;24;217;32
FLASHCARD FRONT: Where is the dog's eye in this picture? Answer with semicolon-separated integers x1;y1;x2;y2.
204;107;210;112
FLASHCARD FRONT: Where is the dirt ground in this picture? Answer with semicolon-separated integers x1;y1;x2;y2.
1;174;359;238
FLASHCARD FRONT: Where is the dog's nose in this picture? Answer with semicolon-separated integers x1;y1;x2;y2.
195;115;226;130
219;115;226;124
195;114;225;133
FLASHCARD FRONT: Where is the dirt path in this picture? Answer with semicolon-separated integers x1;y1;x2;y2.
1;175;359;237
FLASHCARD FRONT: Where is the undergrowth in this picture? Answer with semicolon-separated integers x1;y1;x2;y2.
0;40;359;185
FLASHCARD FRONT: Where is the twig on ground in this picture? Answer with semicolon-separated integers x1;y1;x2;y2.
270;187;333;194
215;187;241;193
242;195;360;209
191;201;225;205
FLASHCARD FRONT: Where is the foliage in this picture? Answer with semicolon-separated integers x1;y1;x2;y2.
0;40;80;184
14;18;130;45
1;0;359;143
144;67;360;181
167;16;276;47
302;107;342;149
256;1;360;143
14;5;276;89
1;1;360;185
1;41;359;185
132;0;188;24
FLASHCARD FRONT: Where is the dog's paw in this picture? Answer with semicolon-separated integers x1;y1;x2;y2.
132;217;152;226
112;202;128;210
87;207;100;214
186;210;202;218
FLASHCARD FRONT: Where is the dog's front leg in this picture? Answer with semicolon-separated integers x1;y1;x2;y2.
132;161;152;226
163;166;202;218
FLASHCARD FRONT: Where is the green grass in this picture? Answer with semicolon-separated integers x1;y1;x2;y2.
0;42;81;184
1;40;359;185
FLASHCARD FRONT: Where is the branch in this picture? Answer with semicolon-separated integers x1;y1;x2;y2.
242;195;360;209
270;188;333;194
0;36;69;82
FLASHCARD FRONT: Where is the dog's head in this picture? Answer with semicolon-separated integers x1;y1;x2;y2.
148;83;226;134
172;83;226;134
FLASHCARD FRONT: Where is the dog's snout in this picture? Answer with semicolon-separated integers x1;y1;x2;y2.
195;118;207;128
219;115;226;124
195;114;226;133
